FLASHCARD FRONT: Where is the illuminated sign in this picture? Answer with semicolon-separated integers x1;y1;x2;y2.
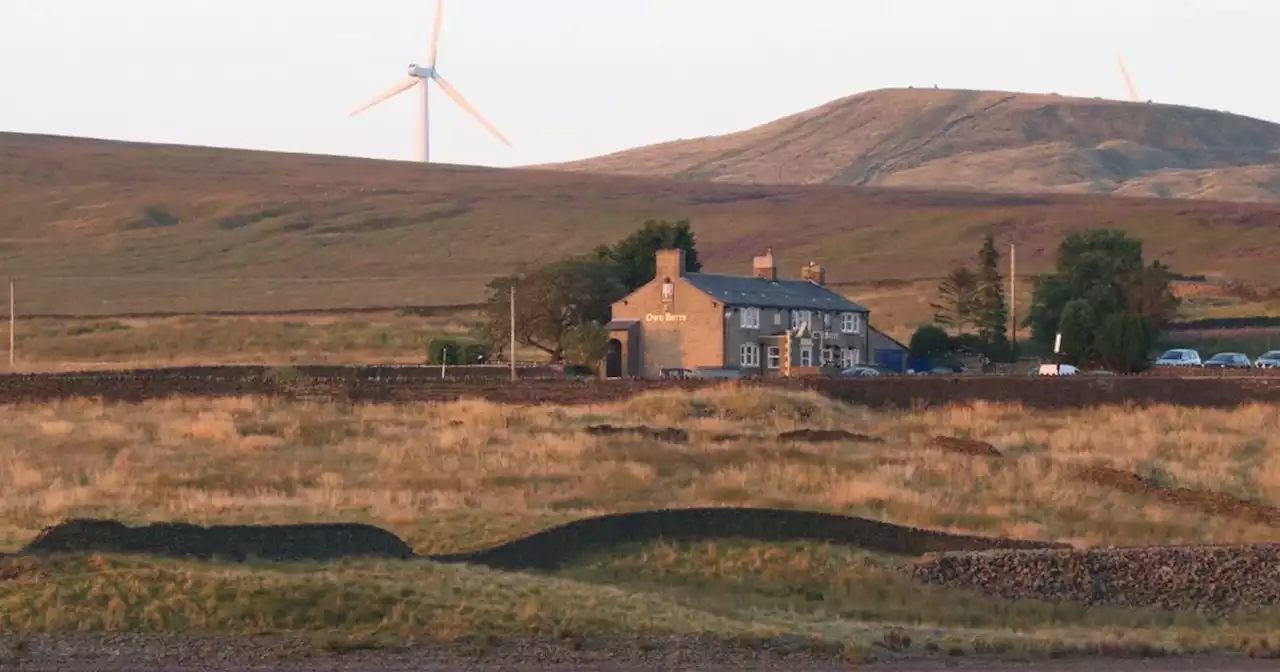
645;313;688;323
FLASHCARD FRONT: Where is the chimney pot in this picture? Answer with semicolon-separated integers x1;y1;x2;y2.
801;261;826;286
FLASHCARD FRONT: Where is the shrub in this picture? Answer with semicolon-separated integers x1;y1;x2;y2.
427;337;462;365
563;323;608;366
1095;311;1152;373
909;325;952;361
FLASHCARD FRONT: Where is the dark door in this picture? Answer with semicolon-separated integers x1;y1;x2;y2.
605;339;624;378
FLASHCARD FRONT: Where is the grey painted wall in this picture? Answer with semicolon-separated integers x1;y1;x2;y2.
722;306;870;372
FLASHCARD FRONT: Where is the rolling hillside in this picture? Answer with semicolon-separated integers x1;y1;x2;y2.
3;131;1280;316
545;88;1280;202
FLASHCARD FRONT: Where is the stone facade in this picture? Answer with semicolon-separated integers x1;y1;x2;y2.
605;248;872;378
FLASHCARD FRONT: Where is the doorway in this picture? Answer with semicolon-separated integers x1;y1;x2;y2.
604;338;624;378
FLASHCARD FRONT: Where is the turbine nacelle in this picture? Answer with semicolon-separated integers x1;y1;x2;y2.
408;64;436;79
349;0;510;162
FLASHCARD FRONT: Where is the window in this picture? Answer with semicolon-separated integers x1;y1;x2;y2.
822;312;833;330
841;312;862;334
766;346;781;369
800;347;812;367
740;307;761;329
821;345;838;366
773;312;782;326
740;343;760;368
843;348;860;367
790;310;811;330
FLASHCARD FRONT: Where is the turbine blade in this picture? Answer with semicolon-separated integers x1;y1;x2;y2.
1116;52;1140;103
432;73;511;146
349;77;420;117
427;0;445;68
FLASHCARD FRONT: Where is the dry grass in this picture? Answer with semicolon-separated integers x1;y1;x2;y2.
6;131;1280;318
4;385;1280;552
0;310;556;372
548;87;1280;203
5;385;1280;650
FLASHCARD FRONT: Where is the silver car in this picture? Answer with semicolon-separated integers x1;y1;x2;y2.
1154;348;1201;367
1255;351;1280;369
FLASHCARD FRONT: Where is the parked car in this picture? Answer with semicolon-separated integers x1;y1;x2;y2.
1255;351;1280;369
1154;349;1202;367
840;366;881;378
1202;352;1253;369
1036;363;1080;376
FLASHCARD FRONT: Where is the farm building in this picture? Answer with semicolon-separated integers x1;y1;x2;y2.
603;248;876;378
870;328;911;373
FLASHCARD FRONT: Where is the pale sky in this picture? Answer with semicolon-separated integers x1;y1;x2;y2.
3;0;1278;168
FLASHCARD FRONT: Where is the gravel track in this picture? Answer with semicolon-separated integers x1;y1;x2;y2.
910;544;1280;615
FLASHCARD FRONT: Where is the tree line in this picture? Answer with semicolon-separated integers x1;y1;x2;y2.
913;228;1179;372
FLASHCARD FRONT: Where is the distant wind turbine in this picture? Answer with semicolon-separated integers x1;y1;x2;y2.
349;0;511;163
1115;52;1141;103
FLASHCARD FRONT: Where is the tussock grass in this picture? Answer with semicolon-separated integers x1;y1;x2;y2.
5;388;1280;552
5;386;1280;652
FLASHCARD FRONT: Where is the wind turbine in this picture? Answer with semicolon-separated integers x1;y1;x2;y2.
1116;51;1141;103
350;0;511;163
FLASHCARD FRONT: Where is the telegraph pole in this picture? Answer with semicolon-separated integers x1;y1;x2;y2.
1008;243;1017;351
509;284;516;382
8;277;14;369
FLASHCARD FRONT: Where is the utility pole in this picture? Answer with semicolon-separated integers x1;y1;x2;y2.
7;277;13;369
509;284;516;382
1008;242;1017;352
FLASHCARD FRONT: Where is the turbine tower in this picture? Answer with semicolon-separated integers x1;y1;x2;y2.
350;0;510;163
1116;52;1141;103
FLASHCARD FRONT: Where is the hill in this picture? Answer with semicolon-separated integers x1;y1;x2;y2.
4;131;1280;316
545;88;1280;202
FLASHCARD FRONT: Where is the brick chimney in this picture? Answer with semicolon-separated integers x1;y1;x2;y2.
655;247;686;279
801;261;826;285
753;248;776;281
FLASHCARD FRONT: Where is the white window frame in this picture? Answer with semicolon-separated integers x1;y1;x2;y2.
821;312;833;331
843;348;860;367
739;343;760;368
773;311;782;326
799;347;813;367
841;312;862;334
766;346;781;369
790;310;811;330
740;306;761;329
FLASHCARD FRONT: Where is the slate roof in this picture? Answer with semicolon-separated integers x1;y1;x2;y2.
682;273;868;312
870;327;908;351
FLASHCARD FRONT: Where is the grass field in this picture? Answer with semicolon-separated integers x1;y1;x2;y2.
1;311;486;372
6;132;1280;318
4;386;1280;657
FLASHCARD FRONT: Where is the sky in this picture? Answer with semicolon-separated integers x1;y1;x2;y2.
3;0;1279;168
